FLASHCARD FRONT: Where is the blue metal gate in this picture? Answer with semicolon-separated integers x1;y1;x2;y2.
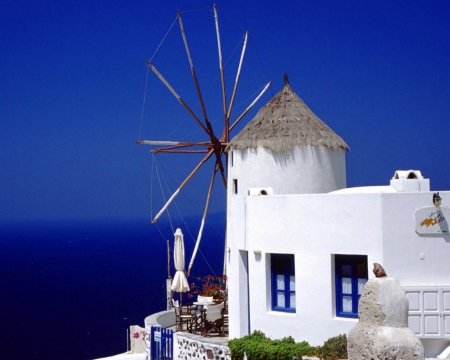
150;326;173;360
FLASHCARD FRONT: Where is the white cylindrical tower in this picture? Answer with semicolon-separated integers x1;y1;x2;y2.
227;75;349;197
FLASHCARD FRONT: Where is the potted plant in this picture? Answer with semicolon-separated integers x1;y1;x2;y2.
189;274;227;303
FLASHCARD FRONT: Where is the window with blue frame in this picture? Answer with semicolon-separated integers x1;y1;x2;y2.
271;254;295;312
335;255;368;318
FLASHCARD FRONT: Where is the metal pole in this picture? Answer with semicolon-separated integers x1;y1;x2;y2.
167;240;170;279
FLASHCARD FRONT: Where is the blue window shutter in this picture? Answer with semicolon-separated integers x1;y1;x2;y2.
335;255;368;318
271;254;296;313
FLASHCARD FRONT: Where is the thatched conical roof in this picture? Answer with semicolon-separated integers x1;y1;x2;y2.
228;75;350;153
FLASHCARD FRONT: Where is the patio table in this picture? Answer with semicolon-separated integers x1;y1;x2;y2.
193;301;215;306
190;302;214;334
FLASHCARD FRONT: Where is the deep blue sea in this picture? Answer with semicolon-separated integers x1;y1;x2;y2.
0;214;225;360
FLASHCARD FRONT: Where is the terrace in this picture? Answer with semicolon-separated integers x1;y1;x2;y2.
145;303;230;360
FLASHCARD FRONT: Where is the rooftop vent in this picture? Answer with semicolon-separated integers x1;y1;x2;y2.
393;170;423;180
390;170;429;192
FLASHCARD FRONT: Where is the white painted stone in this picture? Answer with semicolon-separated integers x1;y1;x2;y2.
358;277;409;327
348;276;424;359
130;325;146;354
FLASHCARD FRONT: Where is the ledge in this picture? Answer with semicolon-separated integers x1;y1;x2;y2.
145;309;175;328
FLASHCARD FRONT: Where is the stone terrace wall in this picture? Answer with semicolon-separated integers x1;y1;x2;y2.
174;333;230;360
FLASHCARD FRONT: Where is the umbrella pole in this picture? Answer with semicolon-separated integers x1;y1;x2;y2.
167;279;173;310
167;240;173;310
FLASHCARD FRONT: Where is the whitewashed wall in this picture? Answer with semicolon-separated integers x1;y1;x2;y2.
228;146;346;197
381;192;450;285
381;192;450;358
226;189;450;355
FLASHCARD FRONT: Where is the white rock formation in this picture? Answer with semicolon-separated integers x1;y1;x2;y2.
347;276;424;360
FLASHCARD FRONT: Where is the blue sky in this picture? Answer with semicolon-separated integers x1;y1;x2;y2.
2;0;450;224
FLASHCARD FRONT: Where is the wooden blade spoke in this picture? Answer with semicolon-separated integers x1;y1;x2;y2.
213;4;227;129
137;140;213;153
178;11;217;141
229;81;272;132
146;61;209;135
227;31;248;124
187;163;218;276
218;153;227;188
151;148;215;224
136;140;210;147
222;31;248;143
152;149;209;154
213;150;227;188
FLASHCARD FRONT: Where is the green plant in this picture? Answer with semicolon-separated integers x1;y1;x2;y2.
228;331;348;360
228;330;318;360
318;334;347;360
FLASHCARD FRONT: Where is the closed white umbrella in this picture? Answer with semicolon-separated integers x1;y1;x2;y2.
171;228;189;304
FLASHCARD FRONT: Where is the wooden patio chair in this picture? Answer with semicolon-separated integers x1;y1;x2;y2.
172;300;198;333
201;302;225;337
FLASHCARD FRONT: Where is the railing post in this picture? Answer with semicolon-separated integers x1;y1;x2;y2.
170;329;174;359
161;328;166;359
150;326;155;360
159;326;162;360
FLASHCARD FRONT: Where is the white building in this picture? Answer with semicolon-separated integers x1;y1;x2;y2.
226;76;450;358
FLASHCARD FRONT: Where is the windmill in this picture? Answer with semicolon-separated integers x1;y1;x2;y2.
137;4;271;276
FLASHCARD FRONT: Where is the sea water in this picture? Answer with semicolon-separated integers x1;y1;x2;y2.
0;215;225;360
